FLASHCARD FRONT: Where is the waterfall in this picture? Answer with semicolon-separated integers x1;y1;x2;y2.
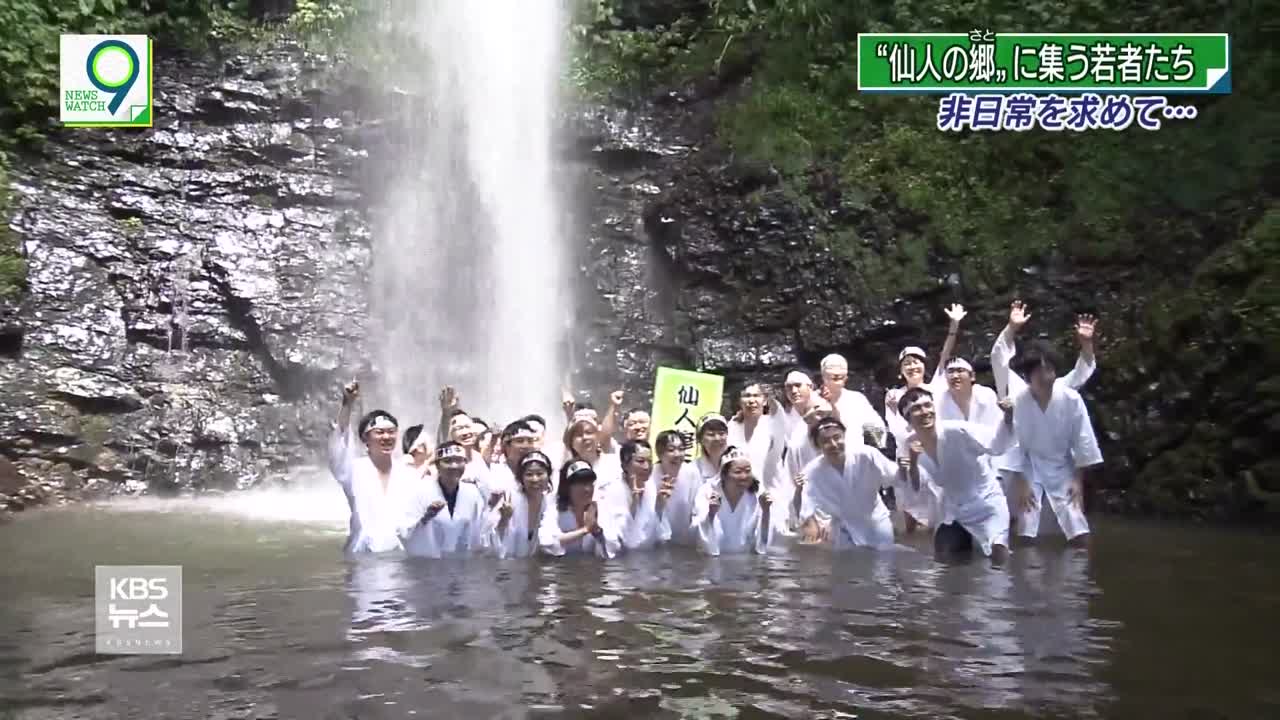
363;1;569;427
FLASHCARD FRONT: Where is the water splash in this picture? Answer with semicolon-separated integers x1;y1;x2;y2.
363;0;569;425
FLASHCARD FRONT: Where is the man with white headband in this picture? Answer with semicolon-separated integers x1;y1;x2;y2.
883;344;949;534
784;397;835;542
819;354;887;442
398;442;494;558
482;419;542;501
937;357;1003;432
328;381;420;554
798;416;902;550
898;387;1014;566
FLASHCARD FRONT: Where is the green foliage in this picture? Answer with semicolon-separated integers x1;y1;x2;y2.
0;0;240;143
0;151;26;301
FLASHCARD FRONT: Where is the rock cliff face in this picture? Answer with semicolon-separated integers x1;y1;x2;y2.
3;35;1277;522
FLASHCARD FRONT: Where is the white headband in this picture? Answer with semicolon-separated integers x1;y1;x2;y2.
512;428;539;440
820;354;848;371
365;415;397;434
436;444;467;461
899;346;927;362
719;447;750;469
784;371;813;386
946;357;974;372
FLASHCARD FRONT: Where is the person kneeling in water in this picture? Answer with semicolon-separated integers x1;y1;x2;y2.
898;387;1015;566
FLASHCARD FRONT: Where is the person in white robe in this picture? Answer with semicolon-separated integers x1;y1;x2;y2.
693;413;731;484
780;370;818;439
617;439;659;550
400;423;432;470
629;430;705;548
783;399;835;543
882;346;948;533
539;460;623;559
799;417;903;550
818;353;888;449
490;451;554;559
328;381;422;554
561;418;628;527
691;447;775;556
727;382;791;536
990;303;1099;525
897;387;1015;565
485;419;542;501
1007;341;1104;547
883;303;967;445
398;442;494;558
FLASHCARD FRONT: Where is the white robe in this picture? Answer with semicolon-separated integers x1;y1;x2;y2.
800;447;900;550
693;454;722;485
884;367;948;448
783;423;824;530
628;463;704;548
538;507;623;559
328;424;422;554
989;326;1097;483
398;480;493;558
903;420;1014;555
691;481;774;556
1011;386;1103;540
727;414;790;534
490;491;550;560
882;370;949;526
830;389;887;447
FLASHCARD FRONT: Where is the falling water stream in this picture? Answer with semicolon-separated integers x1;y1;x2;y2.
364;0;568;425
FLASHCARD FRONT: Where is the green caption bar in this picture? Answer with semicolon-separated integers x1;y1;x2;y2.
857;32;1230;94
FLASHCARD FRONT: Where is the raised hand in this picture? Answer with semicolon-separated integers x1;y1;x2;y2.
342;380;359;405
944;303;967;326
488;489;504;509
759;492;773;511
439;385;458;412
583;502;599;534
610;389;624;407
708;490;722;519
1075;313;1097;344
498;493;514;521
793;472;806;490
1009;300;1031;331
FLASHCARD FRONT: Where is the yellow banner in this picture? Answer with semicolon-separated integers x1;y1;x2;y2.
649;367;724;460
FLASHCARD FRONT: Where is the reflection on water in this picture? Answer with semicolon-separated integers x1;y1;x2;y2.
1;503;1278;719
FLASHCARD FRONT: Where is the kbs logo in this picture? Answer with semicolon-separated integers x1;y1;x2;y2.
95;565;182;654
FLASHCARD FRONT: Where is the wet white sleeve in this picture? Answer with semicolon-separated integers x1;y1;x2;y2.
692;485;722;557
1070;394;1104;469
1060;353;1097;390
753;502;774;555
328;422;355;495
537;507;567;557
866;448;901;489
991;326;1024;399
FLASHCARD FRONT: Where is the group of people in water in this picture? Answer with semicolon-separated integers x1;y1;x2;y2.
329;301;1102;566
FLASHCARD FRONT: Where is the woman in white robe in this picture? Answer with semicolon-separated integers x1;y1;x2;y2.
691;447;775;556
727;382;792;536
539;460;623;559
1008;343;1104;546
629;430;705;548
561;418;628;525
617;439;661;550
490;451;554;559
693;413;731;483
799;417;903;550
896;387;1015;564
328;383;421;554
398;443;494;558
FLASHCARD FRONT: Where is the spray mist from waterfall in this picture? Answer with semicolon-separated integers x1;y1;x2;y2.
364;0;570;427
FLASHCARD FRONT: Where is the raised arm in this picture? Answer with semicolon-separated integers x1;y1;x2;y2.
992;300;1031;399
436;385;459;445
1059;314;1098;390
599;390;623;453
329;381;359;492
936;303;966;374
